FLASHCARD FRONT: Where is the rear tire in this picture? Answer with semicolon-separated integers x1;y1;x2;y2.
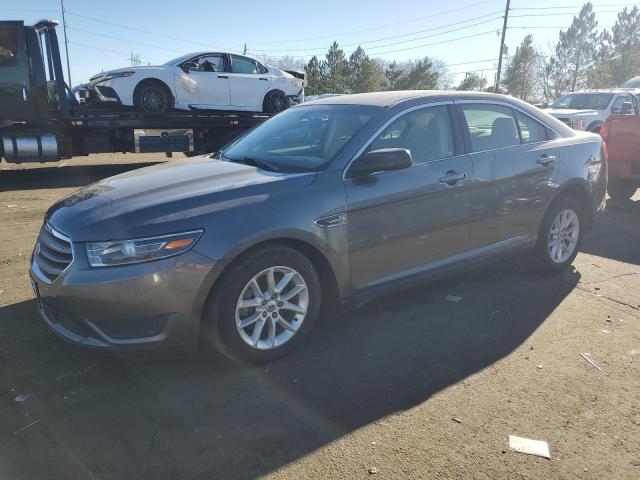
134;81;173;114
263;90;290;114
205;246;322;363
608;180;637;202
531;197;583;274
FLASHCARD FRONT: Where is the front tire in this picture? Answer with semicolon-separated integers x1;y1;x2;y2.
207;246;322;363
531;197;583;274
134;81;172;114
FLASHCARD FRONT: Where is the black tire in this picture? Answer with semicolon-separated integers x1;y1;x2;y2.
134;81;172;114
205;246;322;363
531;197;584;274
263;90;290;113
608;180;637;202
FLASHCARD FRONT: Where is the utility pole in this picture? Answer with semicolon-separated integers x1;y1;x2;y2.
243;44;247;55
494;0;510;93
60;0;72;86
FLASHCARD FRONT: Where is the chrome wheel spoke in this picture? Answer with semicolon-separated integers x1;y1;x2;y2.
280;284;306;301
239;298;263;309
239;311;261;328
280;301;305;314
275;272;295;294
268;319;277;347
250;318;267;346
249;280;265;300
266;268;276;295
277;314;297;333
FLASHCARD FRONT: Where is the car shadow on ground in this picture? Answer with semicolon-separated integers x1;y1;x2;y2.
580;198;640;266
0;260;580;480
0;162;164;191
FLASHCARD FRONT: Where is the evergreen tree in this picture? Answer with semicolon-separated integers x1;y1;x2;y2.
321;42;349;93
347;46;384;93
502;34;540;101
456;72;487;91
384;61;405;90
304;55;324;95
396;57;440;90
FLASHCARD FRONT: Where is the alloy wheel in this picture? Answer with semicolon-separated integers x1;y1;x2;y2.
547;208;580;263
235;266;309;350
141;87;166;113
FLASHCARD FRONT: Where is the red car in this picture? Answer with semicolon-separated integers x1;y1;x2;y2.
600;111;640;201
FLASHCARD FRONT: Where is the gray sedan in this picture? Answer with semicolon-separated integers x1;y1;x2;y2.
30;91;607;362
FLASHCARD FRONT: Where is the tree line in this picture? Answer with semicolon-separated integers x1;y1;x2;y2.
274;3;639;101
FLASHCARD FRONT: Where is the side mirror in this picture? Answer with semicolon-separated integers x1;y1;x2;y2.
182;61;198;73
622;101;634;114
347;148;412;179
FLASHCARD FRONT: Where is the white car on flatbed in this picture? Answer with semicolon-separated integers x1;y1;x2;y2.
85;52;305;114
544;89;639;132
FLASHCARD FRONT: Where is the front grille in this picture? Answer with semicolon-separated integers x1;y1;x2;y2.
34;224;73;283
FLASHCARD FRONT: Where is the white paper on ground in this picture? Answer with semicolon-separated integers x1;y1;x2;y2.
508;435;550;459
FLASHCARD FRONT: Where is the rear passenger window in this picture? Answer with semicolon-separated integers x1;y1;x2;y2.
368;105;455;163
231;56;259;74
461;105;520;152
515;111;549;144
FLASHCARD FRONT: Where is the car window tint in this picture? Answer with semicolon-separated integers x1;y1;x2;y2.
515;111;548;144
612;95;631;114
194;55;224;72
231;56;259;74
368;105;454;163
257;63;268;74
461;104;520;152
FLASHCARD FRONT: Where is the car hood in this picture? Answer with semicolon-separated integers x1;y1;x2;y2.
88;66;166;84
46;156;316;242
544;108;599;117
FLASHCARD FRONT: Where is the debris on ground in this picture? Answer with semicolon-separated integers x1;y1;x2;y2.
14;419;41;434
14;394;30;403
452;417;463;424
579;353;604;373
6;204;17;208
368;467;378;474
536;364;543;369
508;435;551;459
445;295;462;303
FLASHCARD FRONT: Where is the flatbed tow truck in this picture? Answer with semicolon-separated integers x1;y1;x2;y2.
0;20;271;163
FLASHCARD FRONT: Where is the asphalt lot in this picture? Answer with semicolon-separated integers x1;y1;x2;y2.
1;154;639;480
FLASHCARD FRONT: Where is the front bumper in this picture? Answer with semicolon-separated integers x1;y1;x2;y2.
29;245;217;350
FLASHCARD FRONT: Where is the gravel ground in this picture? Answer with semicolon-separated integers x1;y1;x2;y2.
1;154;639;480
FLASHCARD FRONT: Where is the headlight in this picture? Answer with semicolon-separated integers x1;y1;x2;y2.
100;71;135;82
86;230;203;267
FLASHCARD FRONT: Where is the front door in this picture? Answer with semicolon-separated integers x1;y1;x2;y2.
0;22;33;123
457;102;560;250
345;104;474;291
175;54;230;109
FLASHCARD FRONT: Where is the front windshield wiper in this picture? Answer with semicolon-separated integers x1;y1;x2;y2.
224;155;280;172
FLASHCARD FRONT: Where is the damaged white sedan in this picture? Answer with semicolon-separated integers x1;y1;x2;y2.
85;52;305;114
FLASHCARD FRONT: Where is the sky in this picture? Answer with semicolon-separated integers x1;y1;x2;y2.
1;0;637;86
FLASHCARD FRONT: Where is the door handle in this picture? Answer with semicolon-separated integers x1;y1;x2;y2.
217;75;229;79
439;171;467;185
537;154;557;166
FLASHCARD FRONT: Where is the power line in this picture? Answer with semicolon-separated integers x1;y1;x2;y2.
511;3;638;10
247;0;499;45
67;26;184;54
369;30;499;56
65;11;231;51
511;10;629;18
248;11;503;53
66;41;162;64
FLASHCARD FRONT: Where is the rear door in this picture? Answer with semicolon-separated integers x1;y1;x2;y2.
228;55;270;109
175;54;230;108
0;22;32;122
457;102;560;250
345;103;474;291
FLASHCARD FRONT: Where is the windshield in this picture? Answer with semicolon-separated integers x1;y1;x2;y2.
219;104;380;172
551;93;614;110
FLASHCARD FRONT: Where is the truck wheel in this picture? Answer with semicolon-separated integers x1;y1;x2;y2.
608;180;637;202
134;81;172;114
263;90;290;113
206;245;322;363
530;197;583;274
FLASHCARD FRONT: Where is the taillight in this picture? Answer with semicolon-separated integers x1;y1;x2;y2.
599;121;609;139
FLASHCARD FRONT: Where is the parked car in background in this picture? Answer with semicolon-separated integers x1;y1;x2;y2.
544;89;639;132
600;113;640;201
30;91;606;362
85;52;305;114
622;76;640;88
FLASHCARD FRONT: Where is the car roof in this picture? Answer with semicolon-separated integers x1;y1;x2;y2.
302;90;531;108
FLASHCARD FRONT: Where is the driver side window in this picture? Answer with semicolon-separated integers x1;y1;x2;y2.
192;55;225;73
368;105;455;164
